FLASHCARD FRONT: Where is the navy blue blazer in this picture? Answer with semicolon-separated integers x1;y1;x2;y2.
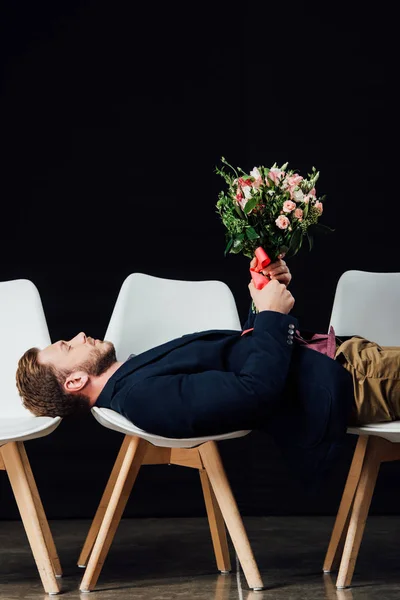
96;309;354;483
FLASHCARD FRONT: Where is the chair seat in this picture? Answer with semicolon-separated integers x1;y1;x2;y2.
0;416;61;446
348;421;400;443
92;407;251;448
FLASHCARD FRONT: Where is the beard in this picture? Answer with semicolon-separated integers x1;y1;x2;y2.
80;342;117;377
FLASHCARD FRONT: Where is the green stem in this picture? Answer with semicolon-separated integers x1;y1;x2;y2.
221;156;239;179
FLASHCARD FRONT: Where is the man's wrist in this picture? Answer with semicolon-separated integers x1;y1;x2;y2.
257;306;286;314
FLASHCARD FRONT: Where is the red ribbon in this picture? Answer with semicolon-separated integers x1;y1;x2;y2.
250;246;272;289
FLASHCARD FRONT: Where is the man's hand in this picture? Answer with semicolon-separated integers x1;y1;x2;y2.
248;279;295;315
250;256;292;287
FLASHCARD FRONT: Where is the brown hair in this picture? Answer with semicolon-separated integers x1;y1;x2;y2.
16;347;90;417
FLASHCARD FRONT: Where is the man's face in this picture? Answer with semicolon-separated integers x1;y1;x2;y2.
39;332;117;376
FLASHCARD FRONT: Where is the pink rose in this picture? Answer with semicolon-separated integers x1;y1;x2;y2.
285;174;303;188
294;208;303;220
275;215;290;229
314;201;323;214
283;200;296;213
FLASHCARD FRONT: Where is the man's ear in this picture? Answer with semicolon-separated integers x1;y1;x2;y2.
63;371;89;393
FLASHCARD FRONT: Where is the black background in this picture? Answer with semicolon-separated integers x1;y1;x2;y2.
0;2;398;520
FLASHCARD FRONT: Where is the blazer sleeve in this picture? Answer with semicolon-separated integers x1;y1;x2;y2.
241;301;256;331
121;310;298;438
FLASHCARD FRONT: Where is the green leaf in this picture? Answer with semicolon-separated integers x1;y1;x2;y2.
307;233;314;251
231;240;243;254
234;203;245;219
243;197;258;214
245;227;260;240
310;223;335;235
291;234;304;256
224;238;234;256
231;233;245;253
288;228;302;254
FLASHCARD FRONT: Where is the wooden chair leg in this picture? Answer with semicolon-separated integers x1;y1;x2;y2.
79;436;148;593
323;435;369;573
77;435;132;567
336;437;381;589
199;468;231;573
198;441;264;591
1;442;60;595
18;443;62;578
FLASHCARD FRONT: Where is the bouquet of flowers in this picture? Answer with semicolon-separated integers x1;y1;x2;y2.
216;156;332;289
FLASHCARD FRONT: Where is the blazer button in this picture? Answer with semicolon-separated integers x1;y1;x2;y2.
288;323;295;329
287;338;293;345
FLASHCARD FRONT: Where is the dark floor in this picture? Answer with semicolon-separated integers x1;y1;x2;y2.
1;516;400;599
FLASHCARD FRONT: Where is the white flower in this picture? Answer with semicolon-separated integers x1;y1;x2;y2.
243;186;253;200
250;167;262;180
293;189;304;203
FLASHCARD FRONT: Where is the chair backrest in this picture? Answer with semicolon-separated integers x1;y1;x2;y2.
0;279;52;417
105;273;242;362
329;270;400;346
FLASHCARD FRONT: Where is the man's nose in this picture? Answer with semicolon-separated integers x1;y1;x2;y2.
70;332;87;345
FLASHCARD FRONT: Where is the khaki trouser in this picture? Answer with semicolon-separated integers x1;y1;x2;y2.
335;336;400;425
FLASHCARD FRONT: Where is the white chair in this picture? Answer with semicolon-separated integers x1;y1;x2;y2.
78;273;264;592
0;279;62;595
322;270;400;588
